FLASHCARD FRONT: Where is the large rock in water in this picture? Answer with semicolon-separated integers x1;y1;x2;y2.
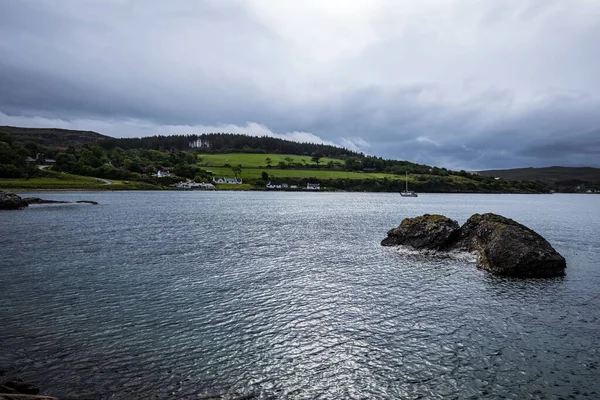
0;190;28;210
381;214;460;250
382;212;566;278
451;213;566;277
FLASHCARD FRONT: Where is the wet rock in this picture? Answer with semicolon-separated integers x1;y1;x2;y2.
450;213;566;278
22;198;70;205
0;192;99;208
75;200;99;205
0;377;58;400
381;214;460;250
0;191;29;210
1;378;39;395
382;213;566;278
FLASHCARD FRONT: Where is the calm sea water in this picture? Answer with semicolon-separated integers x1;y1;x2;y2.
1;192;599;399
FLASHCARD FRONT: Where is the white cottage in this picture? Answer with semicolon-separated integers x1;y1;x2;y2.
213;177;242;184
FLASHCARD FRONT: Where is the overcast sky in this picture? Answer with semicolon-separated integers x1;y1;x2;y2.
1;0;599;169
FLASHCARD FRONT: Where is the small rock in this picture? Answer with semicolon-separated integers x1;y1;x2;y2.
75;200;99;205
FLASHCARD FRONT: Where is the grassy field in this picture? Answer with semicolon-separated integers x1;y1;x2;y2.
215;183;255;190
207;167;414;181
0;172;156;190
198;153;344;168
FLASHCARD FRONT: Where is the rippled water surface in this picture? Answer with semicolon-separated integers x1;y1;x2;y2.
1;192;599;399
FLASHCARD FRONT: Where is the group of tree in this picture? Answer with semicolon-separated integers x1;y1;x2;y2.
101;133;360;159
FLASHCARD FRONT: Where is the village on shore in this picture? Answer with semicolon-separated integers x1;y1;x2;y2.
168;174;321;191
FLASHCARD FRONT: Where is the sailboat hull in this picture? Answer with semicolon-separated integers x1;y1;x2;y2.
400;192;418;197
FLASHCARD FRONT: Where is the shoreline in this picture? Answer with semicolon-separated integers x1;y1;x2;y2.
6;188;565;195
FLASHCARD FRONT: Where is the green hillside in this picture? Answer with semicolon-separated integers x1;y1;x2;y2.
199;153;344;168
0;125;553;193
0;170;156;190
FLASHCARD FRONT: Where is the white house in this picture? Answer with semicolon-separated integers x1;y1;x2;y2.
266;182;290;189
213;177;242;184
171;181;215;190
307;183;320;190
153;170;171;178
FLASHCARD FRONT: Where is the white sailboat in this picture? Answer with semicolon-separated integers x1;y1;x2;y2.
400;172;418;197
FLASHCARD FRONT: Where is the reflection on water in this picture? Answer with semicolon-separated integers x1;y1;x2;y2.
1;192;599;399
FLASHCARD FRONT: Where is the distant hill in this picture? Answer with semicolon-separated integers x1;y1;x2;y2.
479;166;600;189
1;125;361;158
0;126;110;147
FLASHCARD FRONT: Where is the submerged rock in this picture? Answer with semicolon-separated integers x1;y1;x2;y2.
22;197;70;205
382;213;566;278
381;214;460;250
0;191;29;210
75;200;99;205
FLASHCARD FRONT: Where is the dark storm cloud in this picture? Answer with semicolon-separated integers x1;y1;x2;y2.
1;0;600;169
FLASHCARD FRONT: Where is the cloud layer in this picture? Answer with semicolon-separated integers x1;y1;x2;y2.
1;0;599;169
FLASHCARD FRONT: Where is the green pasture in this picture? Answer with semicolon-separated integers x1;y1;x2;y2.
198;153;344;168
207;167;414;181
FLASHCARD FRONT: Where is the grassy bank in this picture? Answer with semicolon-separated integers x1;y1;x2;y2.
0;171;157;190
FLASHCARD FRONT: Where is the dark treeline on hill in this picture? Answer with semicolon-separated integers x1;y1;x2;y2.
0;125;109;147
103;133;361;158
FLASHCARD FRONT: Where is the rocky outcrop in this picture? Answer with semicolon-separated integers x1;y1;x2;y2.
382;213;566;278
381;214;460;250
0;191;98;210
451;213;566;277
0;191;29;210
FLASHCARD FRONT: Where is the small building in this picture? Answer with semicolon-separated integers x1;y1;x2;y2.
154;170;171;178
170;181;215;190
44;159;56;164
213;177;242;184
307;183;320;190
26;156;36;163
266;182;290;189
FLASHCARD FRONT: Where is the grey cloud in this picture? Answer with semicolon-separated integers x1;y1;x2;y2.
1;0;599;169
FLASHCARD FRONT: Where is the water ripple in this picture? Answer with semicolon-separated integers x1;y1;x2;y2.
1;192;599;399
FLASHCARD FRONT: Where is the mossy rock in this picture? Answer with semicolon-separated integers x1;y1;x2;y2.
382;214;460;250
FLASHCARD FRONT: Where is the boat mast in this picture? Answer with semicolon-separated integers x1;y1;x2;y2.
405;171;408;192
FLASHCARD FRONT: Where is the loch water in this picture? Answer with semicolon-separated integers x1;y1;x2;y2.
1;192;599;399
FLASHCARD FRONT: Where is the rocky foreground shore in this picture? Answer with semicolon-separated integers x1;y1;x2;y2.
0;191;98;210
382;213;566;277
0;377;57;400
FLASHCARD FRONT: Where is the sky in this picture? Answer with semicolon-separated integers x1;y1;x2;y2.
1;0;599;170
